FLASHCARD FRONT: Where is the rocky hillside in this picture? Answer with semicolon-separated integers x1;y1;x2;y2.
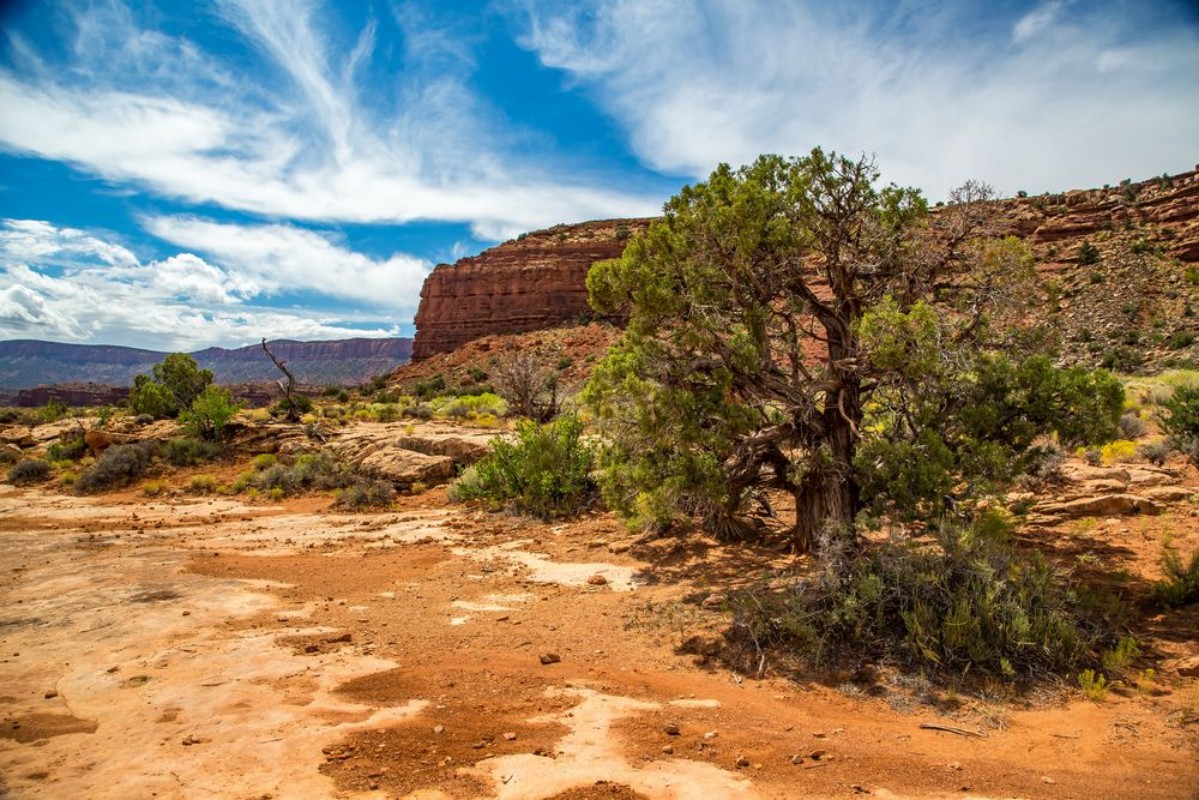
409;169;1199;372
411;218;652;360
0;337;412;391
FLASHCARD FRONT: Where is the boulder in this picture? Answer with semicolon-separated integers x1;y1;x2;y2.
1037;494;1161;518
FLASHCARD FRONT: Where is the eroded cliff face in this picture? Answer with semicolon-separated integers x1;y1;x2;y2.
410;170;1199;363
411;219;652;360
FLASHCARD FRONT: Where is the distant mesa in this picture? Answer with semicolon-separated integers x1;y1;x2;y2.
0;338;413;403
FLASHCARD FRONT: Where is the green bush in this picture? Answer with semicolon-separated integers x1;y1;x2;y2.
1162;386;1199;440
39;400;70;424
251;453;277;471
163;437;222;466
271;394;313;418
1152;539;1199;608
1168;331;1195;350
76;443;155;493
238;452;356;496
449;413;595;518
1077;241;1100;265
731;516;1099;679
335;478;396;510
179;386;243;441
190;474;218;494
7;458;51;484
47;435;88;462
129;353;213;419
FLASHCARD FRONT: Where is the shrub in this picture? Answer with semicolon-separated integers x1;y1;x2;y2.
729;517;1099;679
7;459;51;484
1101;636;1140;676
251;453;278;471
190;474;218;494
1118;412;1148;439
47;435;88;462
1161;385;1199;440
142;480;168;497
335;478;396;510
1168;331;1195;350
179;386;243;441
75;442;155;493
448;413;595;518
1138;439;1172;466
163;437;222;466
1152;538;1199;608
1077;241;1100;265
271;394;313;418
129;353;213;419
1100;439;1138;464
39;400;70;424
1078;669;1108;701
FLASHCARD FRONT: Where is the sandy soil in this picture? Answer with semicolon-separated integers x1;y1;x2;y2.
1;477;1197;799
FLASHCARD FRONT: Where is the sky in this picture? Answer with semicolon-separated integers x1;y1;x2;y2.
0;0;1196;351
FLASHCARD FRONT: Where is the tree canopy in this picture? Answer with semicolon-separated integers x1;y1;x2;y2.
129;353;214;420
583;149;1122;551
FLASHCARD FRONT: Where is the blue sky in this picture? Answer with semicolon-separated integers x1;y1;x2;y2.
0;1;1196;350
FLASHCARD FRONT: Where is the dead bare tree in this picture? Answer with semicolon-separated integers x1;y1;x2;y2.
261;338;301;422
491;349;560;422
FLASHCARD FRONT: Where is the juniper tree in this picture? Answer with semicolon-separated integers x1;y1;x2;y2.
584;149;1121;551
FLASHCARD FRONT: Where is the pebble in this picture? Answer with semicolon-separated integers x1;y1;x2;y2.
701;593;727;609
664;724;681;736
810;750;828;760
433;725;445;734
735;755;750;768
662;745;674;755
791;754;804;765
1042;776;1057;785
44;691;57;699
946;761;962;771
539;653;561;665
503;732;517;741
587;574;608;586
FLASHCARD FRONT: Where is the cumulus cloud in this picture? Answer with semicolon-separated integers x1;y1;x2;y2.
512;0;1199;196
0;0;661;239
0;219;404;350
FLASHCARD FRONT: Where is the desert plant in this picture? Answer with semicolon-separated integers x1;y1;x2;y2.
142;480;168;497
47;435;88;462
190;474;218;494
251;453;278;471
75;442;155;493
1118;412;1148;439
1100;636;1140;676
129;353;213;419
729;515;1100;679
7;458;51;484
1138;439;1172;466
162;437;222;466
1078;669;1108;701
1152;538;1199;608
1077;241;1101;266
335;478;396;510
1100;439;1138;464
449;413;595;518
179;386;243;441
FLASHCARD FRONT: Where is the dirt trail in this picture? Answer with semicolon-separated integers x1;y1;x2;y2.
1;484;1196;799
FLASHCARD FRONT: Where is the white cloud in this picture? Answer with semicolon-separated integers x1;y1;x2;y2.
142;216;429;313
0;1;661;240
1013;1;1065;44
0;219;402;350
514;0;1199;197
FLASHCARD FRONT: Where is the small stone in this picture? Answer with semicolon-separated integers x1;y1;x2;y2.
810;750;828;760
326;632;352;644
662;745;674;754
587;574;608;586
664;724;681;736
735;755;750;768
703;731;718;740
368;782;379;791
1174;655;1199;678
539;653;561;665
791;754;804;765
433;725;445;734
181;610;190;617
1042;776;1057;785
43;691;57;699
946;761;962;771
701;593;727;609
502;732;517;741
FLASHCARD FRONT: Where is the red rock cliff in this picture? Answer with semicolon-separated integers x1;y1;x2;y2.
411;219;652;360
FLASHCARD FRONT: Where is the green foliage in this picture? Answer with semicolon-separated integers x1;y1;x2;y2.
76;443;156;493
163;437;222;466
583;148;1116;548
179;386;243;441
47;435;88;462
1168;330;1196;350
1077;241;1100;265
7;458;51;484
1152;538;1199;608
272;394;314;418
1138;439;1172;466
239;452;356;496
1100;636;1140;676
251;453;277;471
335;478;396;510
732;517;1098;678
129;354;214;419
449;413;595;518
190;474;218;494
1161;386;1199;440
40;400;70;424
1077;669;1108;701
